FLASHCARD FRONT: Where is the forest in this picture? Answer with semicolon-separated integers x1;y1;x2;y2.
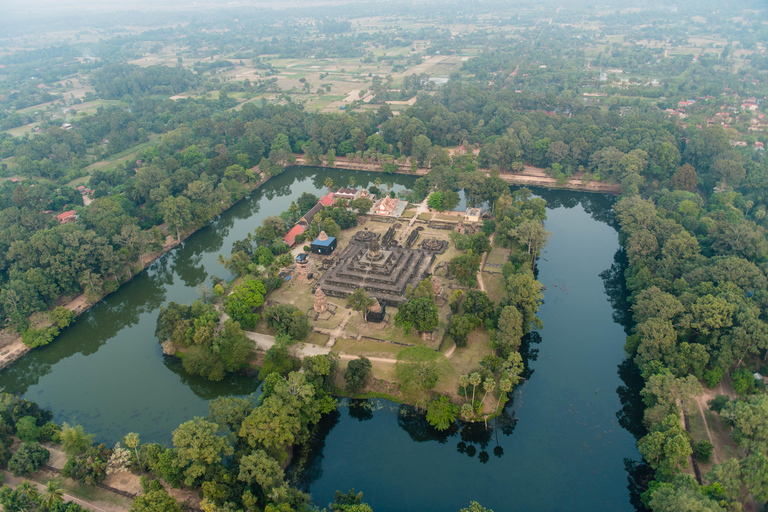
0;0;767;510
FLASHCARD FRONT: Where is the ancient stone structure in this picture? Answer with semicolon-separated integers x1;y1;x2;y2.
314;287;328;314
431;277;442;297
381;225;397;246
405;229;419;248
315;236;435;305
366;297;386;323
351;229;379;244
420;238;448;254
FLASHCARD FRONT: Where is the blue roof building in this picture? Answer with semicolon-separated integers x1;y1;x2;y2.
310;231;337;255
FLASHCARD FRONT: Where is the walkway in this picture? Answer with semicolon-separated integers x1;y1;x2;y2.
1;470;130;512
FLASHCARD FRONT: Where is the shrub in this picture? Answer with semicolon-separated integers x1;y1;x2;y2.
704;367;723;388
692;440;713;463
731;368;756;395
15;416;39;441
707;394;730;413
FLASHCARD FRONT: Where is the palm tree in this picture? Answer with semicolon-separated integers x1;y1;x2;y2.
469;373;481;408
42;480;64;510
15;482;39;512
496;378;512;411
374;177;382;188
349;177;356;188
123;432;142;474
458;375;470;403
324;177;334;191
479;379;496;407
461;403;473;421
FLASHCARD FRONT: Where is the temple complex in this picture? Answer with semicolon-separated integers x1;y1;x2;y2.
315;237;434;304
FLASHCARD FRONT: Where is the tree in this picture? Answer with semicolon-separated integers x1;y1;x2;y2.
512;219;551;268
479;379;496;407
239;395;301;449
637;414;692;480
347;288;375;323
426;395;459;431
460;502;494;512
496;306;523;352
172;417;233;486
131;488;183;512
350;197;373;215
324;177;334;191
15;416;39;442
459;374;470;403
326;148;336;167
123;432;141;473
60;423;93;456
395;297;439;335
238;450;284;491
469;373;481;408
263;304;310;342
8;442;50;476
504;271;544;333
427;192;444;211
345;357;372;393
41;480;64;510
496;378;513;411
225;279;266;328
720;394;768;455
671;164;698;192
159;195;192;243
449;251;481;286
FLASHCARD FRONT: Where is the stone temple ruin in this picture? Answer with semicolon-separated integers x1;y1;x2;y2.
315;236;435;305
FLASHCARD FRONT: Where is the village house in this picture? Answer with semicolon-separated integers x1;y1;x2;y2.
56;210;77;224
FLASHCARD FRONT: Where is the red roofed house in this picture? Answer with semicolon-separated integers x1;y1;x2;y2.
319;193;336;207
57;210;77;224
283;224;306;247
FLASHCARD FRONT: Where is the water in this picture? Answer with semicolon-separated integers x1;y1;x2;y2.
295;189;645;512
0;167;416;445
0;170;645;510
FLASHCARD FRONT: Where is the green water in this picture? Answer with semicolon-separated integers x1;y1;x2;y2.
295;189;646;512
0;169;645;511
0;167;417;444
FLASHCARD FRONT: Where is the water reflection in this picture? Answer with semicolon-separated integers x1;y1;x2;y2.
600;241;651;511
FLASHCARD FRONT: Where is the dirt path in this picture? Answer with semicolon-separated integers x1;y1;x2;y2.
476;233;494;293
444;343;457;358
2;471;130;512
338;353;397;364
695;398;718;464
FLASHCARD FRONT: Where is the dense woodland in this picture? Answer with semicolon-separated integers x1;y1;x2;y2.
0;0;767;510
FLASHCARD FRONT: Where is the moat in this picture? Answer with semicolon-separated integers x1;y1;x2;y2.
0;167;643;511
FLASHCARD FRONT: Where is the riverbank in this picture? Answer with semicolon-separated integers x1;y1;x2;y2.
0;175;270;373
291;155;623;194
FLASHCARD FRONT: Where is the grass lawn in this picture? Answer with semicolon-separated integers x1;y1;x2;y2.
483;271;505;303
485;247;510;266
81;137;161;176
306;331;330;346
332;337;403;358
344;311;421;346
401;209;416;218
418;212;433;221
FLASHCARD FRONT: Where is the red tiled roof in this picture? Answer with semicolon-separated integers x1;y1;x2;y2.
57;210;77;222
319;193;335;207
283;224;306;247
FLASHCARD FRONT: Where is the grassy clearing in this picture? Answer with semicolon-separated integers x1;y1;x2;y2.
483;271;505;303
332;337;403;358
418;212;433;220
306;331;330;346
